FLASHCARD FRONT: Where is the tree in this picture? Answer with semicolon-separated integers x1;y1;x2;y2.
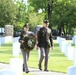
29;0;54;27
48;0;54;28
15;1;28;24
25;2;45;31
29;0;76;35
51;0;76;35
13;1;27;31
0;0;18;27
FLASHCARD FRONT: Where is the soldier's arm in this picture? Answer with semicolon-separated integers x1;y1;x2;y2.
50;30;54;47
19;31;24;43
33;33;38;45
34;30;41;50
37;29;41;47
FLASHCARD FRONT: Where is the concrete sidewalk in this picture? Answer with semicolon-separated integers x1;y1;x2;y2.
0;63;67;75
29;68;67;75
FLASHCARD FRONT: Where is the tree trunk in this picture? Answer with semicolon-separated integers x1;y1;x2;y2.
48;0;54;28
63;25;65;35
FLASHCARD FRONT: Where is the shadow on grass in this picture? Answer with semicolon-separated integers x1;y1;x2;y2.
0;50;12;54
54;43;59;47
71;44;75;46
0;43;12;54
51;53;65;57
1;43;12;47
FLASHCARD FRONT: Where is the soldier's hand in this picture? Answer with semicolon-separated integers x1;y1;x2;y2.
21;40;24;43
35;44;38;50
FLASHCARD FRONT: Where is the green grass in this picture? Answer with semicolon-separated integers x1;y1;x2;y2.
0;42;13;63
0;40;73;73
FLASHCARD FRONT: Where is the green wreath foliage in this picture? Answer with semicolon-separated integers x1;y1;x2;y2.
22;34;36;51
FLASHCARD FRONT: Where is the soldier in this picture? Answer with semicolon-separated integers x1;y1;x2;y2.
19;23;35;73
37;20;54;71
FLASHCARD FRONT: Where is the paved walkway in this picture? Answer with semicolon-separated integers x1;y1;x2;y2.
0;63;67;75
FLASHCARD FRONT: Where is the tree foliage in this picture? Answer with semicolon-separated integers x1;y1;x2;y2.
29;0;76;35
15;1;27;24
14;1;28;31
0;0;28;31
0;0;76;35
0;0;18;27
52;0;76;35
25;3;45;31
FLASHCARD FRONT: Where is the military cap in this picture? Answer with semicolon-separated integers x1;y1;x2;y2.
43;20;49;24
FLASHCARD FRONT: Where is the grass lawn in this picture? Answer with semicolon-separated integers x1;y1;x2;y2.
0;42;13;63
0;40;73;73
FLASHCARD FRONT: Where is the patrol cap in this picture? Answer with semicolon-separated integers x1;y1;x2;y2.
43;20;49;24
23;23;29;28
